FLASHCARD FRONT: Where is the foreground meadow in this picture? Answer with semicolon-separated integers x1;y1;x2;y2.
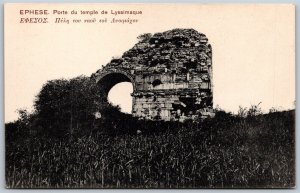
6;109;295;188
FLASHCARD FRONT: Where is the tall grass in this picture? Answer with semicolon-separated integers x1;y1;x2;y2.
5;110;295;188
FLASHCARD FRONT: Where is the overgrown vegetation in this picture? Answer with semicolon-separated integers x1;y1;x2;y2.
5;76;295;188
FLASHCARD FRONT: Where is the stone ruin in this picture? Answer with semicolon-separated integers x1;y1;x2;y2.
91;29;214;121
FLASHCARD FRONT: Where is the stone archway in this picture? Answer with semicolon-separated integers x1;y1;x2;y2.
91;29;214;121
95;70;136;101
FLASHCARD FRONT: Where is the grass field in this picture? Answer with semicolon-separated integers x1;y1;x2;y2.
5;109;295;188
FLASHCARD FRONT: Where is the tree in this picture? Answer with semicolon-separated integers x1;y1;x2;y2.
34;76;102;136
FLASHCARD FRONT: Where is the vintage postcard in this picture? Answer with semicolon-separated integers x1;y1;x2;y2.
4;3;295;188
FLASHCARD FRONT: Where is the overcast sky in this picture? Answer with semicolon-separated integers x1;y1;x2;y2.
5;4;295;122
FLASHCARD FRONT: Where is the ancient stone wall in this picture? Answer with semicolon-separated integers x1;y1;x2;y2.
91;29;213;121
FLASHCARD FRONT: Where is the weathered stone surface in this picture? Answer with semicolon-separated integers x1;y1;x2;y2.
91;28;214;121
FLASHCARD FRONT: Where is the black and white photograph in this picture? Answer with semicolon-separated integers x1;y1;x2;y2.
4;3;295;188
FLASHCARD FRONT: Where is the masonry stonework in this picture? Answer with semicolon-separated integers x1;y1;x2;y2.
91;29;214;121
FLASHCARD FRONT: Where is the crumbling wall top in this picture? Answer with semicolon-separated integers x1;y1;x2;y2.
92;28;212;79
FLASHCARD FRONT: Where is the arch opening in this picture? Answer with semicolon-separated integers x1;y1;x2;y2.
97;72;134;114
108;82;133;114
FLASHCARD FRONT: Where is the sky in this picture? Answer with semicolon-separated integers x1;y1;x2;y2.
4;4;295;122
